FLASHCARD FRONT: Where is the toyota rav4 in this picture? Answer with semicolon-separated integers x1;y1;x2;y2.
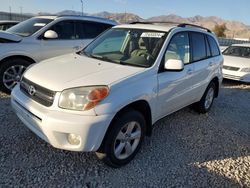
11;22;223;167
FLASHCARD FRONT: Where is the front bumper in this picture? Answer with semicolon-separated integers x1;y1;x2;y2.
222;69;250;83
11;86;114;152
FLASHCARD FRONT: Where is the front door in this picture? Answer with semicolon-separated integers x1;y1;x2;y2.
157;32;196;118
40;20;84;60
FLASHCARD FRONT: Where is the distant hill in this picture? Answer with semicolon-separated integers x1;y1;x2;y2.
58;10;250;39
148;14;250;39
57;10;87;16
92;11;143;23
18;10;250;39
57;10;143;23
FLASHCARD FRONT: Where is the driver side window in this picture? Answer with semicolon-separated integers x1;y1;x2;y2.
165;32;190;64
49;21;75;40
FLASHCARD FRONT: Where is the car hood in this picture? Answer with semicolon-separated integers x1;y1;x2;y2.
0;31;22;42
223;55;250;68
24;53;145;91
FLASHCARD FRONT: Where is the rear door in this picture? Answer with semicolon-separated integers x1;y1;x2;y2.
74;21;113;51
190;33;221;100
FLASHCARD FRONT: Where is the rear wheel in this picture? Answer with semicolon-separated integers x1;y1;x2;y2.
96;110;145;168
193;82;216;113
0;58;31;93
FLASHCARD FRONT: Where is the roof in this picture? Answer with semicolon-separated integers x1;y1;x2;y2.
114;22;212;33
35;15;117;25
114;24;175;32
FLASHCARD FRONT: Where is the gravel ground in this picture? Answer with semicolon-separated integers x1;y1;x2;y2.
0;80;249;188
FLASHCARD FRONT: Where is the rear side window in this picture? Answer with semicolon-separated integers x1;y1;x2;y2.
207;35;220;56
76;21;113;39
190;32;206;62
205;36;211;57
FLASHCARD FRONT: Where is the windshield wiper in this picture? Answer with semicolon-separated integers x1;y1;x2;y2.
88;54;120;64
78;50;89;56
120;61;149;68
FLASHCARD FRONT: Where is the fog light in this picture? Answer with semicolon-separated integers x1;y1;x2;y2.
68;134;81;145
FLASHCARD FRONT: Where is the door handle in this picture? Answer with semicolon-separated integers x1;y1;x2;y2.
209;62;214;67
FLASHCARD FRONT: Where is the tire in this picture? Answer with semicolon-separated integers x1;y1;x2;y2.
193;82;216;113
0;58;31;93
96;110;146;168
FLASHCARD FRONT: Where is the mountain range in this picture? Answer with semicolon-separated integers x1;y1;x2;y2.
45;10;250;39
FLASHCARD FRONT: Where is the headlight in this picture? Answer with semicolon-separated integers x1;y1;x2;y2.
59;86;109;111
241;68;250;72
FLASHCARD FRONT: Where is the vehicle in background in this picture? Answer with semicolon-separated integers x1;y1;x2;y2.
0;20;19;31
11;22;223;167
220;46;228;52
223;43;250;82
0;15;117;93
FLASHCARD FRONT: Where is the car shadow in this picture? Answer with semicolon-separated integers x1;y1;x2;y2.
0;86;249;187
222;78;250;88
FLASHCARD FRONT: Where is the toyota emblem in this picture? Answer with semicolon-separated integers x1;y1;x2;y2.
28;85;36;96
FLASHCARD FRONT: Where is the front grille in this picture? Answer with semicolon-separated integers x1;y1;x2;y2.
20;77;56;107
223;74;242;80
223;65;240;71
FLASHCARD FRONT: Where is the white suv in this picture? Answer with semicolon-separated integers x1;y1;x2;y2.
0;15;116;93
11;22;223;167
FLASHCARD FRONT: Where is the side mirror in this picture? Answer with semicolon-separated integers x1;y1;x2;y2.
164;59;184;71
44;30;58;39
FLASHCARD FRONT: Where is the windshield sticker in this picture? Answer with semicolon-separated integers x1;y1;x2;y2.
141;32;165;38
34;23;46;27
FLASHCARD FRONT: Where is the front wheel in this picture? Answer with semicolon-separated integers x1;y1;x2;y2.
193;82;216;113
0;58;31;93
96;110;146;168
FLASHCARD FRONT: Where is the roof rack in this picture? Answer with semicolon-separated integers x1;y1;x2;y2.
55;15;117;24
129;21;212;33
178;23;211;33
130;21;180;25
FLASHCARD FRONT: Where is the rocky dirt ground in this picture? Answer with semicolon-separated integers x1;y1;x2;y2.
0;80;249;188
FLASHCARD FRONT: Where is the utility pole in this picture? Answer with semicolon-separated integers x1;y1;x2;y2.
80;0;83;16
20;6;23;16
125;10;127;23
9;6;12;20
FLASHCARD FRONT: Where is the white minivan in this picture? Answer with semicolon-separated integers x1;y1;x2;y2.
11;22;223;167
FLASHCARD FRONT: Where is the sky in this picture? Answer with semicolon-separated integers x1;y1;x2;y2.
0;0;250;25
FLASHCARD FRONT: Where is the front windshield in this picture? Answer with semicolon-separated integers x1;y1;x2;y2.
7;17;53;37
223;46;250;58
83;28;167;67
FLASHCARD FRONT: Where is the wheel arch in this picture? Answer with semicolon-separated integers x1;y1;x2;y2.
0;55;36;67
98;100;152;151
210;77;219;98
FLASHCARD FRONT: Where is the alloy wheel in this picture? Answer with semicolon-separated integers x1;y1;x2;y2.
3;65;26;90
114;121;142;160
204;87;215;110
